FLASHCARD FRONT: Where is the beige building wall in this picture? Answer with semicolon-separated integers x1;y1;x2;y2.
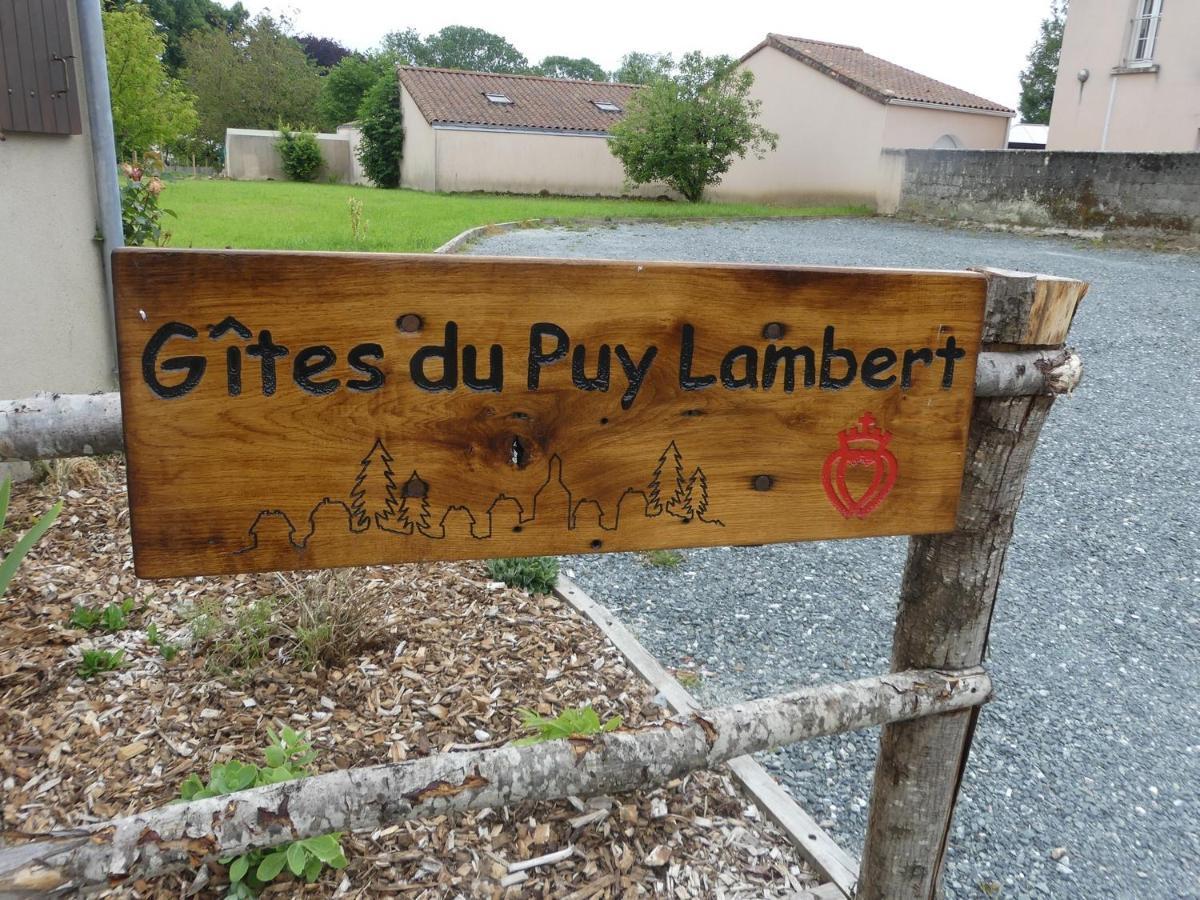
0;2;114;399
711;46;1008;205
224;129;356;182
712;45;888;205
432;128;663;197
881;104;1010;151
1049;0;1200;150
400;88;437;191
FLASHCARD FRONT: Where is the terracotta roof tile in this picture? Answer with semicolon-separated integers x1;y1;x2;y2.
758;35;1013;115
397;67;641;133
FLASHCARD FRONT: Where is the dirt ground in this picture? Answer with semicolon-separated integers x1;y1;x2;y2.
0;459;816;898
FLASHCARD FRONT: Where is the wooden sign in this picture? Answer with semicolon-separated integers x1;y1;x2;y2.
112;249;986;578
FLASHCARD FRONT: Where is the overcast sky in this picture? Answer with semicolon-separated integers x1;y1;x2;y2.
241;0;1054;114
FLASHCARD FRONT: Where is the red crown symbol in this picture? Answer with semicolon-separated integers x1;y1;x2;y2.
822;413;898;519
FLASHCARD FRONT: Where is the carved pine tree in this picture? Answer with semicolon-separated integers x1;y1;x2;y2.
396;470;432;536
648;441;686;517
689;467;712;522
349;439;399;530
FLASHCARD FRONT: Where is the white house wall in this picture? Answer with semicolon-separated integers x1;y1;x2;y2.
712;45;889;205
0;0;113;399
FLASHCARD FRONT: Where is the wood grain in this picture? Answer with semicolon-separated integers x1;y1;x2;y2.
112;249;986;578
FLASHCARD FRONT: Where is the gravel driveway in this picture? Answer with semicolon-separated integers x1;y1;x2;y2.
466;218;1200;899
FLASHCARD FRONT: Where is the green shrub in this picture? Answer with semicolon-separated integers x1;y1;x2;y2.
120;154;175;246
487;557;559;595
0;477;61;599
70;598;136;631
355;73;403;188
276;127;323;182
179;728;347;897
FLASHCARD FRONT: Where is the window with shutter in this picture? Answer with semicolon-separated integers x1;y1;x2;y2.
0;0;82;135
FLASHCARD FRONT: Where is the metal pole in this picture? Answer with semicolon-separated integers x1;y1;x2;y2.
73;0;123;379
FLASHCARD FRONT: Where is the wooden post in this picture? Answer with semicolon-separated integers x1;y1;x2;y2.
858;269;1088;899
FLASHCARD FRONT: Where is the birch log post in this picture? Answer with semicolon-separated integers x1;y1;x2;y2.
857;269;1088;900
0;669;989;894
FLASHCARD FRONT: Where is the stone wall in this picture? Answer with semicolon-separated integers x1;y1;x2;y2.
878;149;1200;233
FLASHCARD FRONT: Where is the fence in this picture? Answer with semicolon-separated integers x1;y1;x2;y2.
0;261;1085;898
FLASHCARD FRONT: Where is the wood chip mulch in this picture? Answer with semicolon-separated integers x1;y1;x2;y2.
1;459;818;898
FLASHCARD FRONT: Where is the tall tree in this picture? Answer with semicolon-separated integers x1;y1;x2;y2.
613;51;673;84
1019;0;1067;124
380;27;424;64
317;54;388;130
297;34;351;69
608;52;778;202
534;55;606;81
104;0;248;74
407;25;528;73
181;13;322;144
356;70;404;187
102;5;198;158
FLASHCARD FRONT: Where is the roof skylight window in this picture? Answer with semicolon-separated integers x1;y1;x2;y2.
484;92;513;105
592;100;622;112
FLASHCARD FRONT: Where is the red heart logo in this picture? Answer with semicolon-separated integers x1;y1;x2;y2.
822;413;898;519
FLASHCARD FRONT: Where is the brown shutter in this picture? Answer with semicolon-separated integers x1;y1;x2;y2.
0;0;82;135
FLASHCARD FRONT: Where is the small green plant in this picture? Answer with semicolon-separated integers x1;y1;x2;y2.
674;668;702;690
69;603;103;629
78;648;125;678
70;598;135;631
0;477;62;599
513;705;622;746
643;549;684;569
348;197;367;243
276;126;323;182
487;557;559;595
146;622;181;660
178;728;346;897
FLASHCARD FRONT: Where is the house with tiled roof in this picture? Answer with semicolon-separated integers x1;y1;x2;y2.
710;35;1014;204
398;67;666;196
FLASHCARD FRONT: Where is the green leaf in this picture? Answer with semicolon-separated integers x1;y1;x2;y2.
327;851;348;869
228;855;250;883
301;833;341;863
302;856;323;882
0;500;61;598
602;715;623;733
179;773;204;800
263;745;285;768
255;848;288;882
286;841;308;876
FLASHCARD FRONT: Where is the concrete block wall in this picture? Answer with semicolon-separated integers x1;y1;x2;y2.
879;149;1200;232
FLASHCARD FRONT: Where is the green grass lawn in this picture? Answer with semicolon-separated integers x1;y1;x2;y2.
163;179;868;254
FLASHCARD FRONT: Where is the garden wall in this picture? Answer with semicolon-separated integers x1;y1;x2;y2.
877;149;1200;233
224;127;367;185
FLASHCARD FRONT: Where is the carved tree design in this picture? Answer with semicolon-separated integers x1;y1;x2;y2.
349;439;400;529
396;470;432;536
683;467;713;523
648;441;686;517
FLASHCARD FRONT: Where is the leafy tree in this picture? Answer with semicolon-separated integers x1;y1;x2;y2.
356;71;403;188
1019;0;1067;124
297;33;351;69
317;54;388;130
102;5;198;158
608;52;778;202
613;51;673;84
380;27;424;64
400;25;528;73
181;14;322;144
535;55;606;81
104;0;248;74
